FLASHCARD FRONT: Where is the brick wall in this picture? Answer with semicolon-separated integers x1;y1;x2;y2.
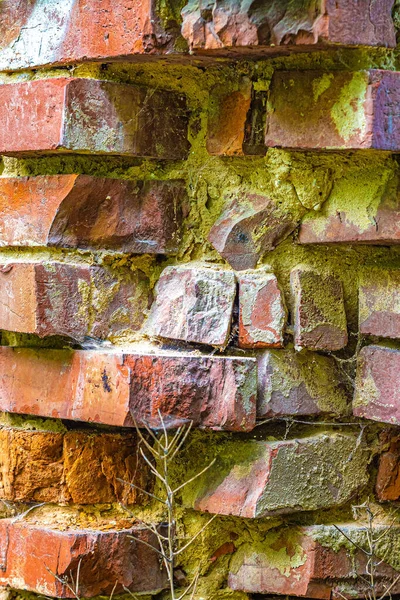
0;2;400;600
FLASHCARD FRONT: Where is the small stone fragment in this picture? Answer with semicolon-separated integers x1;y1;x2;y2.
257;347;349;418
182;433;368;517
291;267;348;351
238;269;287;348
353;345;400;425
208;194;298;270
145;265;236;347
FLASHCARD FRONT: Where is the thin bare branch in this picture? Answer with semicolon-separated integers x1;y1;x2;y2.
173;459;216;494
175;515;217;556
115;478;166;504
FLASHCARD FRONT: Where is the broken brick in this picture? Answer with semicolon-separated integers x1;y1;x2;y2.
291;267;348;351
0;347;257;432
182;433;368;517
145;265;236;347
0;176;185;253
238;269;287;348
354;345;400;426
228;524;400;598
257;347;349;418
0;429;149;505
208;194;298;271
0;78;189;159
266;70;400;151
0;519;167;597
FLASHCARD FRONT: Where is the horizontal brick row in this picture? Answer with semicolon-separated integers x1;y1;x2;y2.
0;429;148;504
228;524;400;598
0;176;185;253
181;433;369;517
0;347;257;431
0;0;395;72
0;261;150;340
0;78;189;159
0;519;166;597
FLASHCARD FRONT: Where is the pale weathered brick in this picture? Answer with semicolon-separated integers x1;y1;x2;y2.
257;347;349;418
291;267;348;351
228;524;400;598
208;194;299;270
182;0;395;53
0;519;167;597
0;78;189;159
182;433;368;517
238;269;287;348
0;176;185;253
0;429;149;504
0;347;257;431
354;345;400;425
266;70;400;151
145;265;236;347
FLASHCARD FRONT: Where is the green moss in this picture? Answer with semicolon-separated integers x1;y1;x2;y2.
331;72;368;143
0;412;67;433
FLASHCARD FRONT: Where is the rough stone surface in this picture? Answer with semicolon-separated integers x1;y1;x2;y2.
0;262;150;341
145;265;236;347
181;0;396;53
238;269;287;348
0;1;180;70
0;429;149;505
0;520;167;597
291;267;348;351
183;433;369;517
359;270;400;339
266;70;400;151
376;430;400;502
0;78;189;159
257;347;349;418
228;524;400;598
0;347;257;432
354;345;400;425
0;176;185;253
208;194;298;270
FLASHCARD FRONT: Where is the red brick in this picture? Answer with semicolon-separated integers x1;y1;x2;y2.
0;78;189;159
0;520;167;597
299;182;400;245
228;524;400;598
145;265;236;347
0;347;257;432
206;79;252;156
0;262;91;339
182;0;395;54
257;347;349;418
359;270;400;339
184;433;368;517
0;0;179;70
0;262;150;341
266;70;400;151
291;267;348;351
0;429;148;504
376;430;400;502
354;345;400;425
0;176;184;253
238;269;287;348
208;194;299;271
